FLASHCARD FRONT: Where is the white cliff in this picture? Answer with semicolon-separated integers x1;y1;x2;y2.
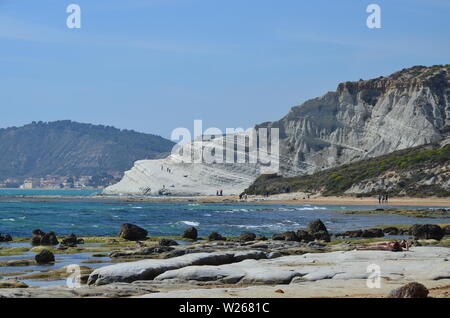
104;132;277;196
105;65;450;196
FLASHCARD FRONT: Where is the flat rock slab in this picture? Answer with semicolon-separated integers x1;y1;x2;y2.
88;250;267;285
2;247;449;298
138;278;450;298
148;247;450;285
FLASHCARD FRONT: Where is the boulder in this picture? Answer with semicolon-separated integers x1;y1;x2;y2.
312;230;331;242
159;238;178;246
41;232;59;245
443;225;450;236
306;219;331;242
255;235;267;241
182;227;198;240
388;282;429;298
88;250;268;285
272;233;285;241
409;224;444;240
35;249;55;264
361;228;384;238
307;219;328;234
296;230;314;242
61;233;83;247
0;234;12;242
118;223;148;241
31;229;45;246
343;230;363;238
382;227;399;235
208;232;225;241
282;231;298;242
31;230;59;246
239;232;256;242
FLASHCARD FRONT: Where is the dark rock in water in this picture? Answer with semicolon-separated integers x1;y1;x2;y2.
35;249;55;264
305;219;331;242
31;229;45;245
159;238;178;246
32;230;59;246
32;229;45;236
388;282;429;298
382;227;399;235
118;223;148;241
307;219;328;234
182;227;198;240
255;235;267;241
444;225;450;235
296;229;314;242
409;224;444;240
61;233;82;247
361;228;384;238
208;232;225;241
239;232;256;242
343;230;363;238
41;232;59;245
0;234;12;242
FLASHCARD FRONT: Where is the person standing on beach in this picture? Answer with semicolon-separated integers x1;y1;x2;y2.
378;194;382;204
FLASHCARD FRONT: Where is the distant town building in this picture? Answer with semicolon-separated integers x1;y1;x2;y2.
20;178;41;189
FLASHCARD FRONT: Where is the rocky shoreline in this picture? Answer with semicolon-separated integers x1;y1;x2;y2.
0;220;449;298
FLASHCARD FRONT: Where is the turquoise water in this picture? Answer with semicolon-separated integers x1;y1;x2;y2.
0;190;448;287
0;190;448;237
0;189;100;197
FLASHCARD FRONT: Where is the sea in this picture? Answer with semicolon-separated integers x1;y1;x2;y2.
0;189;449;237
0;189;448;287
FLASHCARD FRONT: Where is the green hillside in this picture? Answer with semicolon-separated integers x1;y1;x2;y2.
0;120;174;180
245;142;450;197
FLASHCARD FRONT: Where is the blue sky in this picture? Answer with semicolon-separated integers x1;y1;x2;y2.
0;0;449;138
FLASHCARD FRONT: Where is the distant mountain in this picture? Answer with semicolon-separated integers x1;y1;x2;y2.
0;120;174;180
245;140;450;197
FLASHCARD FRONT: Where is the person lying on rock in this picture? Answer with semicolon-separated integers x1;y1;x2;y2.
357;240;409;252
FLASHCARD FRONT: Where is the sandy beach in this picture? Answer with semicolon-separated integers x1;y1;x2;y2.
118;193;450;207
2;191;450;207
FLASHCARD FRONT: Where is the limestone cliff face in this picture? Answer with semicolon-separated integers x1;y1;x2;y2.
105;65;450;195
261;65;450;176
